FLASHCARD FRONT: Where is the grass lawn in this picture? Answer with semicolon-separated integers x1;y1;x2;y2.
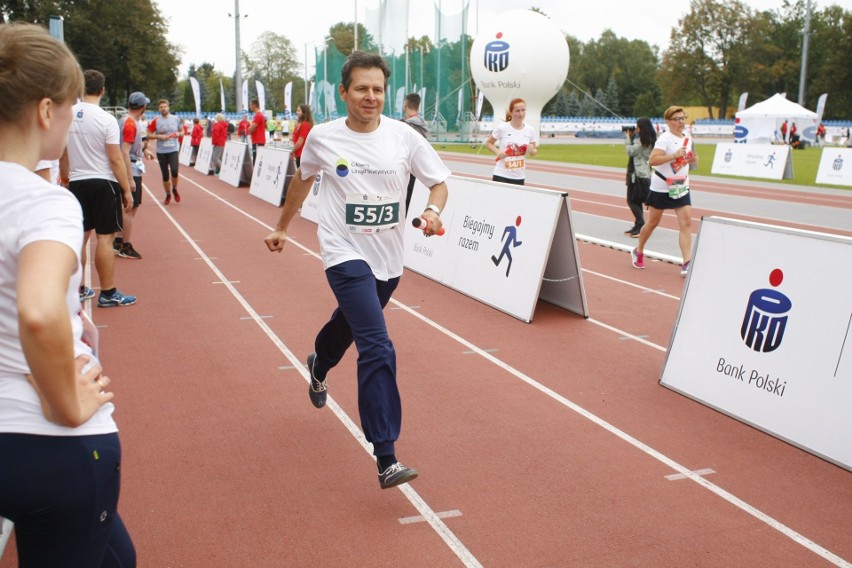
433;140;851;191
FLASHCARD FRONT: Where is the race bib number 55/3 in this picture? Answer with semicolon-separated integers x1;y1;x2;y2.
345;197;400;233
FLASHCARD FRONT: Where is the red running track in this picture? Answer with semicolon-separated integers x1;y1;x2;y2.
2;158;850;567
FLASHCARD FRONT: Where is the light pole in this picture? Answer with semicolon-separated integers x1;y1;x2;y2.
228;0;248;112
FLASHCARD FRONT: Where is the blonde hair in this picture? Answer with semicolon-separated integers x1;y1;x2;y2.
663;106;686;120
0;23;83;124
215;113;225;122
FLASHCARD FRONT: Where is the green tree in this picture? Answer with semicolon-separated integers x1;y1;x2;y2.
1;0;180;106
659;0;757;118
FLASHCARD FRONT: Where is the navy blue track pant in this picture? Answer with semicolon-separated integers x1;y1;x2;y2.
312;260;401;458
0;432;136;567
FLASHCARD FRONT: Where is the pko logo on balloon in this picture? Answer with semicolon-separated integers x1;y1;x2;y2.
483;34;510;72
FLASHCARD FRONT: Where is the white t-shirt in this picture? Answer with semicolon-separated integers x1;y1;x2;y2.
490;122;538;180
299;117;451;280
650;131;693;193
0;162;117;436
66;101;120;182
35;159;60;184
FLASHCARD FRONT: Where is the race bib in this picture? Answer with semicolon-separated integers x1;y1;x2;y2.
667;176;690;199
505;156;525;170
345;195;400;233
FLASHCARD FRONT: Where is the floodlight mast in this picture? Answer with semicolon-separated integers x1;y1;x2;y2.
798;0;812;106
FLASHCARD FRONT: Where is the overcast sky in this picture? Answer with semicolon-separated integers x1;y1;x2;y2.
157;0;848;78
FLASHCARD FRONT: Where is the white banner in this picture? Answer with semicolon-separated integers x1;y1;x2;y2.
219;141;250;187
404;176;587;322
193;137;214;174
299;173;322;223
189;76;201;117
661;216;852;471
395;86;405;117
457;88;463;121
711;143;792;180
242;80;249;112
737;92;748;112
284;81;292;115
220;78;226;113
324;82;336;116
815;148;852;187
815;93;828;123
255;80;266;113
178;136;193;166
475;90;484;120
249;146;292;206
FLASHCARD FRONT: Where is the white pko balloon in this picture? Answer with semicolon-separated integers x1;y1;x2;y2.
470;10;569;135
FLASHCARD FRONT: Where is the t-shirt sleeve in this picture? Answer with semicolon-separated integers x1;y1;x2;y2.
409;130;451;187
122;118;137;145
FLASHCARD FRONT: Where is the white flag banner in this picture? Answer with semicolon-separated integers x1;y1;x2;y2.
737;92;748;112
476;90;484;120
242;80;249;112
324;82;336;116
255;80;266;113
220;78;226;113
457;88;463;121
420;87;426;113
284;81;293;115
816;93;828;122
309;81;315;110
395;86;405;116
189;76;201;117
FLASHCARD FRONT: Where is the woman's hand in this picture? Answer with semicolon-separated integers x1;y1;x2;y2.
26;355;114;427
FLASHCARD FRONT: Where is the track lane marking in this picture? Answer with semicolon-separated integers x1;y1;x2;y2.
145;181;483;568
169;175;851;567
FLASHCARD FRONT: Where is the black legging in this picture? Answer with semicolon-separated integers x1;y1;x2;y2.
157;151;179;181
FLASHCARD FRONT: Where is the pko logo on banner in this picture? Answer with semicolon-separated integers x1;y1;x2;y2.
484;35;510;72
740;269;792;353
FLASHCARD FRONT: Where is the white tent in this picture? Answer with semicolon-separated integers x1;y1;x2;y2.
734;93;819;145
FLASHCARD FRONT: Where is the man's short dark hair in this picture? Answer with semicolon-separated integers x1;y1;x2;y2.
404;93;421;111
83;69;105;96
250;98;259;110
340;51;390;92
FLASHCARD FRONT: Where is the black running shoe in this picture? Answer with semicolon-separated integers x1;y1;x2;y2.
378;462;418;489
306;352;327;409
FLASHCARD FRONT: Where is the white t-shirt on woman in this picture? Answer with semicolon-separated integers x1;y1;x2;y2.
490;122;538;181
650;130;693;193
0;162;117;436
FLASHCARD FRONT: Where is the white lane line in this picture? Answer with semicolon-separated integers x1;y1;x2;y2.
171;177;851;567
581;268;682;301
149;181;484;568
400;510;463;525
666;468;716;481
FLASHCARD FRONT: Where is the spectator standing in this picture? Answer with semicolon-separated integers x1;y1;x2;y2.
189;117;203;166
211;113;229;175
402;92;428;211
486;98;538;185
780;119;788;143
291;103;314;168
148;99;182;205
631;106;698;277
264;51;450;490
0;24;136;566
61;69;137;307
249;98;267;162
238;113;250;143
623;117;656;237
116;91;153;260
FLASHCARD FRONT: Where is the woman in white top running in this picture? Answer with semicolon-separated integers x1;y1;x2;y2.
631;105;699;277
486;97;538;185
